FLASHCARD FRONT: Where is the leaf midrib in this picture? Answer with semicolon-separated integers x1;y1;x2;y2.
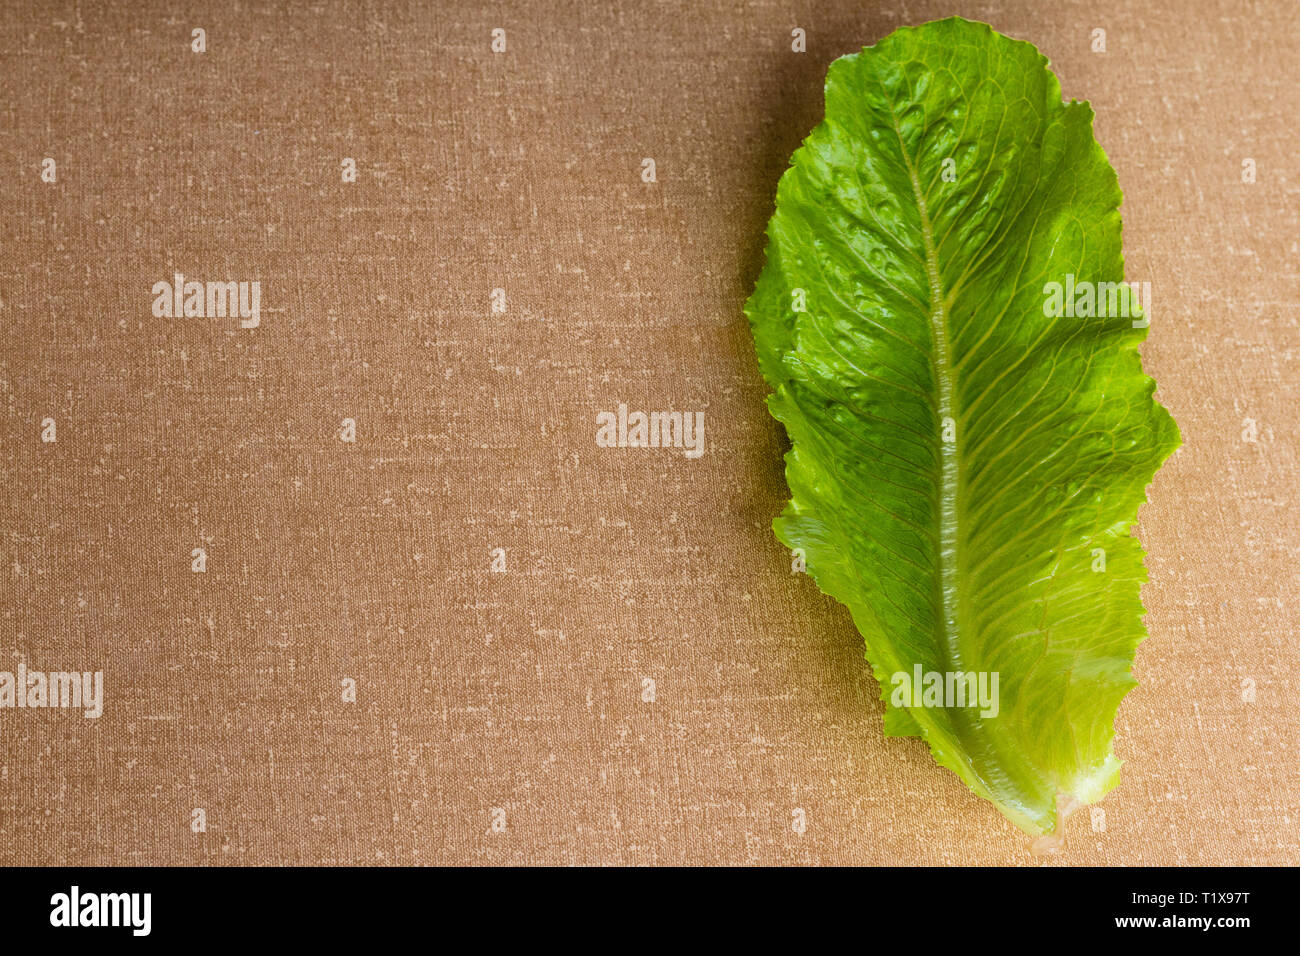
886;112;964;684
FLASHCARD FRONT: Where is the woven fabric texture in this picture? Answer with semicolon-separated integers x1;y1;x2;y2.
1;0;1296;865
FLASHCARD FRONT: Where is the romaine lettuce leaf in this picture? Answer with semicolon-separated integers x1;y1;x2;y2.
745;16;1179;836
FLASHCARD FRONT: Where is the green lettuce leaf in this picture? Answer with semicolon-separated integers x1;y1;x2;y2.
745;17;1179;836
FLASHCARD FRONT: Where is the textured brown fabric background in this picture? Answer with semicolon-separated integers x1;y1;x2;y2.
1;0;1296;866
